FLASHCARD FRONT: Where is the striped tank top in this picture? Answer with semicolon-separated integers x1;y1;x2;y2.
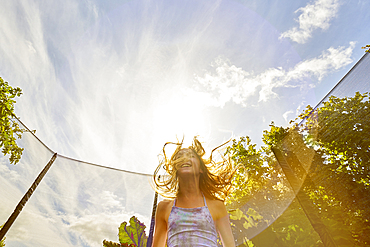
167;194;218;247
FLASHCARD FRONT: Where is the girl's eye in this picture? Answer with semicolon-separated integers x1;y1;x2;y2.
175;153;184;159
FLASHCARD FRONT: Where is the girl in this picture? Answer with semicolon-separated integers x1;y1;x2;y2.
152;137;237;247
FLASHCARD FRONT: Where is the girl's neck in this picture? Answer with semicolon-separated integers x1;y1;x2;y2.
177;187;202;198
176;176;204;207
176;189;204;208
178;175;200;196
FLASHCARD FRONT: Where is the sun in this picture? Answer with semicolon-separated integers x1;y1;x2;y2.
151;89;210;148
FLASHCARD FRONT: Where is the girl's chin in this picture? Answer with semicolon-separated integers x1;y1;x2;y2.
177;170;201;176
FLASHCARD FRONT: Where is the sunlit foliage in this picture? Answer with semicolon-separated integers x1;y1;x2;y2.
0;77;23;164
362;44;370;53
228;92;369;246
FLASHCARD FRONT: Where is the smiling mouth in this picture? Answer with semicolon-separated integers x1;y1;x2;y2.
181;163;192;168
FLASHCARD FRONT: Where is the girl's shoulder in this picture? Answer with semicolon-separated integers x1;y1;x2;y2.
157;199;174;209
205;197;228;221
206;197;226;209
156;199;174;221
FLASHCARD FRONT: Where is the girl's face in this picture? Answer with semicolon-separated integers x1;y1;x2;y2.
174;149;203;176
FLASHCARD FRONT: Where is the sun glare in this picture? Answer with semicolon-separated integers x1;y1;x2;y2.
151;90;210;148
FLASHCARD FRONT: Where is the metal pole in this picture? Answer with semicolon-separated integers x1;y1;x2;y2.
146;191;158;247
0;153;57;241
271;147;338;247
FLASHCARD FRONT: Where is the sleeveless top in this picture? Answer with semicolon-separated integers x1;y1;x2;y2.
167;194;218;247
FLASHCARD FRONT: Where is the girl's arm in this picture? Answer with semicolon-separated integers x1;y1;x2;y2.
215;202;235;247
152;201;168;247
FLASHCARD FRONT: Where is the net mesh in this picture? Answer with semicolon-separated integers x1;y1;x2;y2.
239;52;370;246
1;53;369;246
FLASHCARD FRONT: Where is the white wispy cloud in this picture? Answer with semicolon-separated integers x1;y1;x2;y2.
285;41;355;81
0;163;21;182
280;0;340;44
283;110;294;122
65;210;142;246
194;58;259;107
1;151;153;246
194;42;355;107
1;128;153;246
60;187;151;246
4;210;73;246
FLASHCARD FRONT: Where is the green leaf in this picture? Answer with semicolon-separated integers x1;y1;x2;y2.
118;216;147;247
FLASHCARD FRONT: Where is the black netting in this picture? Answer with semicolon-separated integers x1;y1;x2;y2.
240;52;370;246
0;119;156;246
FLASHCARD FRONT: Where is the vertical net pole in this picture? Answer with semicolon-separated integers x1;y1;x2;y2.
0;152;57;241
146;191;158;247
272;147;338;247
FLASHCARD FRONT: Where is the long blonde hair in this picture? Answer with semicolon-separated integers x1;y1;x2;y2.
153;137;237;201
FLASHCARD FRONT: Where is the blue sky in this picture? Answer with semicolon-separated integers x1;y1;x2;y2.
0;0;369;246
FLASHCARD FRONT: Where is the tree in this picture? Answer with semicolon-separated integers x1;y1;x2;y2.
0;77;24;165
226;129;325;246
291;92;370;246
228;92;369;246
225;131;310;246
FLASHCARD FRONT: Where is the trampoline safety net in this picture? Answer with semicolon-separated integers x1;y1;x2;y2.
0;53;369;247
